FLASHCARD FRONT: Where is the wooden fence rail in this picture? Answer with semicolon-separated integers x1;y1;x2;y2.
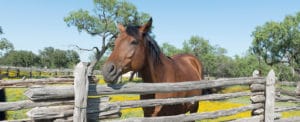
70;64;274;122
112;103;264;122
278;81;299;86
1;63;300;122
0;78;74;88
0;65;101;78
24;77;265;101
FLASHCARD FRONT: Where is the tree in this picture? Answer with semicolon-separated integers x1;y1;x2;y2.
0;26;2;34
66;50;80;68
1;50;40;67
161;42;183;57
39;47;80;68
251;12;300;77
183;36;217;77
0;27;14;57
0;38;14;56
64;0;150;71
183;36;214;57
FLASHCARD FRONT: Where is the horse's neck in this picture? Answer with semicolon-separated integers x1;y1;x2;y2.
139;54;172;83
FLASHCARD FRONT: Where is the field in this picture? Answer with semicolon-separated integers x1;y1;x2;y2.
3;75;300;121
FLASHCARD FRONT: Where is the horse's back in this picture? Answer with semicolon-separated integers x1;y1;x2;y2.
171;54;203;81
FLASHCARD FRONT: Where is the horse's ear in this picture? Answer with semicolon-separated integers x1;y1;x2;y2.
140;18;152;34
117;24;126;32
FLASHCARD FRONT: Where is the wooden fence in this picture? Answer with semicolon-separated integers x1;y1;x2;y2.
0;65;101;78
0;62;300;122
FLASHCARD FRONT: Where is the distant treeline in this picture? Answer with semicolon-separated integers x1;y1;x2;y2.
160;36;300;81
0;46;80;69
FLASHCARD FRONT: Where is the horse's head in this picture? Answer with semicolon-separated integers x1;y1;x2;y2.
102;18;153;84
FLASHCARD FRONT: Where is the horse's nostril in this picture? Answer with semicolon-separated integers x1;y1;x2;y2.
109;64;115;73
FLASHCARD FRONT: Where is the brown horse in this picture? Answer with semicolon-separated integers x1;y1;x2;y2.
102;18;204;117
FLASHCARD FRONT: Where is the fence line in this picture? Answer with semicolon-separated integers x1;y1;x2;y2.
1;62;300;121
0;78;73;88
0;65;101;78
113;103;263;122
23;77;265;101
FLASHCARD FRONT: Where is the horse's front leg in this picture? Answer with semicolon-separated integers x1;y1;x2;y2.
141;94;157;117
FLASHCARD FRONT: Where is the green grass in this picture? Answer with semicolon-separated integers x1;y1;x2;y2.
5;88;29;120
278;85;296;91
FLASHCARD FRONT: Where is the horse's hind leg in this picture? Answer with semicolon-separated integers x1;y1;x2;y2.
184;101;199;122
186;89;201;122
189;101;199;113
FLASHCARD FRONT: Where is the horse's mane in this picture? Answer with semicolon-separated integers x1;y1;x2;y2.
126;25;161;65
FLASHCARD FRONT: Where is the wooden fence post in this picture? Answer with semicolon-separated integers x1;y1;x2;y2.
5;68;9;78
0;76;6;120
29;69;32;78
73;62;89;122
296;82;300;95
250;70;265;119
16;69;20;78
265;69;276;122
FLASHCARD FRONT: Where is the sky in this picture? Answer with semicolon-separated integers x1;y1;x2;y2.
1;0;300;62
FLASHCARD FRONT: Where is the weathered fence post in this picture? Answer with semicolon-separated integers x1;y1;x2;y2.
0;76;6;120
264;69;276;122
296;81;300;95
73;62;89;122
5;68;9;78
16;69;20;78
29;69;33;78
250;70;265;119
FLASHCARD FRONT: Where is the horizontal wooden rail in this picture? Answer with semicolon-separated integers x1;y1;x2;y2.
26;105;120;120
275;117;300;122
0;65;101;75
0;100;73;111
112;103;263;122
0;97;110;111
103;92;263;110
0;78;74;88
25;77;265;101
275;106;300;112
22;92;262;120
27;103;263;121
278;81;299;86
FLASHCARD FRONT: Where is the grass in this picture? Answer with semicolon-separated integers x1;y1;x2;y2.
5;88;29;120
108;95;251;121
3;76;300;121
105;85;299;121
198;101;250;122
1;70;65;79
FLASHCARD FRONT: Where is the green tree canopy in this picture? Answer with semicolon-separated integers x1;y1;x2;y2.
182;35;232;77
0;27;14;56
251;12;300;70
39;47;80;68
64;0;150;69
1;50;40;67
0;38;14;56
161;42;183;57
0;26;3;34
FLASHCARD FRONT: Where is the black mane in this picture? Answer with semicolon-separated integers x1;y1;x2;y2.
126;25;161;64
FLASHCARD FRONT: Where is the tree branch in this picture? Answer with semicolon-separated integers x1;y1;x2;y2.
72;45;97;52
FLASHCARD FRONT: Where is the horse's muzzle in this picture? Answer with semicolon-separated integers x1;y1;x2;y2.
102;62;122;84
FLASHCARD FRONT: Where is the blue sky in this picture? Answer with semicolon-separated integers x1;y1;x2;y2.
1;1;300;61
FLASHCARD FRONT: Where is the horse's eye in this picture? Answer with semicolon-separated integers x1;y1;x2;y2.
111;43;115;48
131;40;139;45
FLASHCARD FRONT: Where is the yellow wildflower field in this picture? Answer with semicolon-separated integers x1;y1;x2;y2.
109;95;250;121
